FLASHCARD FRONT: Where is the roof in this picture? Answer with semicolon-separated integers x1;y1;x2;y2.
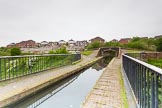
90;37;105;41
119;38;131;44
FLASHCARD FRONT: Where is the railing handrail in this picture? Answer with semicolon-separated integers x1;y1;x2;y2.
0;53;79;59
123;54;162;75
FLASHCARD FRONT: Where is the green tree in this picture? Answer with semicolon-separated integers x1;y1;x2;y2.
156;38;162;52
87;42;103;49
48;50;55;54
105;41;120;47
10;47;21;56
49;47;69;54
0;47;11;56
55;47;69;54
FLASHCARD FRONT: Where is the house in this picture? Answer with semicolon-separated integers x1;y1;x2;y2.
67;46;85;51
40;41;49;47
119;38;131;44
7;43;16;48
111;39;118;43
154;35;162;39
48;42;59;46
68;39;76;46
15;40;37;48
90;37;105;43
76;40;88;47
68;39;75;44
59;40;66;45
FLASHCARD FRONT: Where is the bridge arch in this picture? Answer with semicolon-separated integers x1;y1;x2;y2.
97;47;120;57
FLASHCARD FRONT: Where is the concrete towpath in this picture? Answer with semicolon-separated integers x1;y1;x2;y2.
81;57;127;108
0;50;100;107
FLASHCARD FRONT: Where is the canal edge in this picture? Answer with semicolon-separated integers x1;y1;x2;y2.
0;57;103;108
81;57;115;107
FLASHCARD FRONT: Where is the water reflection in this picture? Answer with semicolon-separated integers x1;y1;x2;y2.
9;72;81;108
9;57;112;108
92;57;112;71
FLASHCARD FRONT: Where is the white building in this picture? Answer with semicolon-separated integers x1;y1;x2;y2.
40;41;49;47
59;40;66;45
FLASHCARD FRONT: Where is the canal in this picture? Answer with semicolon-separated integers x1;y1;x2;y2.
9;57;112;108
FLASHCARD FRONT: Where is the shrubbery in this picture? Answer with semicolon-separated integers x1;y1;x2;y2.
0;47;10;56
10;47;21;56
87;42;103;49
156;38;162;52
49;47;69;54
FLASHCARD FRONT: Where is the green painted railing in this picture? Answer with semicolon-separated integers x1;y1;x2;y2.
0;54;81;81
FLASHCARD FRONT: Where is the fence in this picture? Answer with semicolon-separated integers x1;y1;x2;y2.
122;54;162;108
0;54;81;81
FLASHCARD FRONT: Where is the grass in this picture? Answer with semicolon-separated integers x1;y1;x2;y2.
72;59;82;65
126;49;141;53
118;65;128;108
147;58;162;68
81;50;93;56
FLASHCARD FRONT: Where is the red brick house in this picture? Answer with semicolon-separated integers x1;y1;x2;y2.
7;40;37;48
90;37;105;43
119;38;131;44
16;40;36;48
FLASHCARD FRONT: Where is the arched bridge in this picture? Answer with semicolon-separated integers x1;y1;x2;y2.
97;47;121;57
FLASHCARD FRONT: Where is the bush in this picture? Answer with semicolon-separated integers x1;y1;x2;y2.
156;38;162;52
123;37;156;51
105;42;120;47
48;47;69;54
48;50;55;54
87;42;103;49
10;47;21;56
0;51;10;56
55;47;68;54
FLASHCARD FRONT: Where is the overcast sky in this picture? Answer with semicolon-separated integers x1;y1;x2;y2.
0;0;162;46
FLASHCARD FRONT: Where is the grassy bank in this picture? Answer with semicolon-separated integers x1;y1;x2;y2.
147;58;162;68
81;50;93;56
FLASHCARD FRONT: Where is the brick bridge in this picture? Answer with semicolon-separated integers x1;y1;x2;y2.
97;47;121;57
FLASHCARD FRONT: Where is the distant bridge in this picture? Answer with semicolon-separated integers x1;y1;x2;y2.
97;47;121;57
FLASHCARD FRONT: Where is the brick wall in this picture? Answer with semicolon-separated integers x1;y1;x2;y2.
141;52;162;59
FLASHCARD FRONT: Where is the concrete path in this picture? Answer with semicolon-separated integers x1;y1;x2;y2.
0;50;99;107
82;57;126;108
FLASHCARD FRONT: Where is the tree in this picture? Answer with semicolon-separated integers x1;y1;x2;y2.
156;38;162;52
105;42;120;47
55;47;69;54
10;47;21;56
87;42;103;49
48;50;55;54
48;47;69;54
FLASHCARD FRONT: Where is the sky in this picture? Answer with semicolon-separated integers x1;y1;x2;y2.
0;0;162;46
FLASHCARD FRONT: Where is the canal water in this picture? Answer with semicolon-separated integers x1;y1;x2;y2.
9;57;112;108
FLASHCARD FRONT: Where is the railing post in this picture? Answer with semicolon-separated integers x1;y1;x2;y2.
0;58;1;80
151;72;155;108
155;74;158;108
4;58;6;80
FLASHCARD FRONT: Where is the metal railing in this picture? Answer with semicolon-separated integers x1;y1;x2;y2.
0;54;81;81
122;54;162;108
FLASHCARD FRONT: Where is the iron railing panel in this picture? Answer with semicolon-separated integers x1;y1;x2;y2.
123;54;162;108
0;54;81;81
